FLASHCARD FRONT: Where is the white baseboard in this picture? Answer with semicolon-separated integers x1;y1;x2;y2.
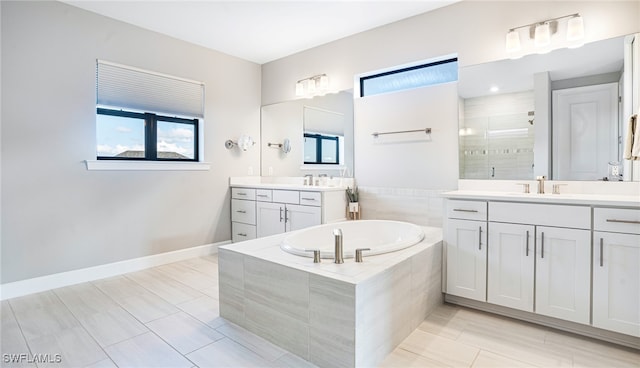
0;241;229;301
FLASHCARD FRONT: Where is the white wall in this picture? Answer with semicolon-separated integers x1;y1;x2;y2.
1;1;261;283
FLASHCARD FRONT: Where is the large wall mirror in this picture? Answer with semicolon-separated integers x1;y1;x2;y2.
261;90;354;177
458;35;634;181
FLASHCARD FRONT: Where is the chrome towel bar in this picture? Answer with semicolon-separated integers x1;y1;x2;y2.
372;128;431;138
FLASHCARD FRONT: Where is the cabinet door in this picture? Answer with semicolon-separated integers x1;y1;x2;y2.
445;219;487;301
286;204;321;232
488;223;535;312
593;231;640;337
535;227;591;324
256;202;285;238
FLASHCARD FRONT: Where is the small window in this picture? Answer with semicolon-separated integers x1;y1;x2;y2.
97;108;198;161
304;133;339;165
360;57;458;97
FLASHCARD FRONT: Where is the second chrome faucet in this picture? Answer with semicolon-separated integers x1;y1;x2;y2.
333;228;344;264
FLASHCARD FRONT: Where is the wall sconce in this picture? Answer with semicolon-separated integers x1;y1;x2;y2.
505;13;584;57
225;134;255;151
295;74;329;98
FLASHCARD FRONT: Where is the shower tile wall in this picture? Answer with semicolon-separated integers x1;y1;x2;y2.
359;187;446;227
460;91;535;179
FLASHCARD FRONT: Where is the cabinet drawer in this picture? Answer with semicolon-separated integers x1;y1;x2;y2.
299;191;321;207
489;202;590;229
446;200;487;221
594;208;640;234
256;189;272;202
232;187;256;200
231;199;256;225
232;222;256;242
273;190;299;204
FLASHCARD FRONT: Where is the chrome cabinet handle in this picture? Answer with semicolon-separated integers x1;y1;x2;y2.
301;197;317;201
606;219;640;225
257;194;268;198
525;230;529;257
599;238;604;267
540;232;544;259
453;209;478;213
237;192;247;196
285;208;289;223
478;226;482;250
236;210;246;214
237;233;247;237
279;207;284;222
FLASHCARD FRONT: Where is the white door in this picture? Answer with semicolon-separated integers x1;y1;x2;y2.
256;202;285;237
445;219;487;301
488;223;535;312
552;83;618;180
593;231;640;337
286;204;321;232
535;227;591;324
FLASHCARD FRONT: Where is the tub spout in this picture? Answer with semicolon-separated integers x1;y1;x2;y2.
333;228;344;264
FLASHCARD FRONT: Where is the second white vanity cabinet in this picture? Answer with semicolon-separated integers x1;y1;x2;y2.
488;202;591;324
256;189;322;237
592;207;640;337
231;185;345;242
444;200;487;302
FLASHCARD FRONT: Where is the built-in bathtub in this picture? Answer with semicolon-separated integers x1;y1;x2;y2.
281;220;425;259
218;220;443;368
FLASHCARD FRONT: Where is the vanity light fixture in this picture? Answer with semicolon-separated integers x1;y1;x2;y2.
295;74;329;98
505;13;584;56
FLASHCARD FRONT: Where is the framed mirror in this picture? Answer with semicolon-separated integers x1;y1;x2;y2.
458;35;628;181
261;90;354;177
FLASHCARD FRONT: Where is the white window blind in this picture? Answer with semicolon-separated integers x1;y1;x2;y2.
97;60;204;118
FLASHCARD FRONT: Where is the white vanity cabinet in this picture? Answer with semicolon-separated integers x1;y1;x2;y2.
256;202;321;237
488;202;591;324
487;222;535;312
231;186;344;242
534;226;591;324
231;188;257;243
592;207;640;337
444;200;487;301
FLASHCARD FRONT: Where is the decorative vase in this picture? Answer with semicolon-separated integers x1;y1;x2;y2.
348;202;360;220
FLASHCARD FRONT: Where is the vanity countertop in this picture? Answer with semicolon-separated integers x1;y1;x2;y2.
231;182;346;192
442;190;640;207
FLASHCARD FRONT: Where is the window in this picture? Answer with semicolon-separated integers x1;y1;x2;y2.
304;133;339;164
97;108;198;161
360;57;458;97
95;60;204;163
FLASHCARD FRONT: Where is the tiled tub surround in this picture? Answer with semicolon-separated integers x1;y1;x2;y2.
218;225;443;368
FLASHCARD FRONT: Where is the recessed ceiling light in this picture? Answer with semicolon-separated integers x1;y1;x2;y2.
490;86;499;93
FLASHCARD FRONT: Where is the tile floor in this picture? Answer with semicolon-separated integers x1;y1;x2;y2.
1;254;638;367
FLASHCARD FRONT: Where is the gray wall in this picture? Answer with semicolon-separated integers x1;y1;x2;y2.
1;1;261;283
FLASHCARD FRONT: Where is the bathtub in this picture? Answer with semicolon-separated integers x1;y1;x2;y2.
280;220;425;259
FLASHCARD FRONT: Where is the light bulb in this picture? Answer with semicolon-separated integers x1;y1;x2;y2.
505;30;521;53
566;15;584;41
534;23;551;48
319;75;329;90
307;79;316;94
295;81;304;97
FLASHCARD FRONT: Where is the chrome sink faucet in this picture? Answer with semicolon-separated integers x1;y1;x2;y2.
333;228;344;264
536;176;546;194
304;174;314;186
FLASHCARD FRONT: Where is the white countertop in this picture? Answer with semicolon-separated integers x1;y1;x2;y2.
229;176;353;192
219;225;443;285
442;190;640;207
230;182;345;192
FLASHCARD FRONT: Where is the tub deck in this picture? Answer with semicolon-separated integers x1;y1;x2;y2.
218;224;443;368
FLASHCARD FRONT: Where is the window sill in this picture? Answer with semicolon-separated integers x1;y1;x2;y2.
85;160;211;171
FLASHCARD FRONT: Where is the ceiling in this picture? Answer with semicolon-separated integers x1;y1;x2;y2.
63;0;459;64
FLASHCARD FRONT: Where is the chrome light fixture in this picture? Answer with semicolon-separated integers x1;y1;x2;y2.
295;74;329;98
505;13;584;56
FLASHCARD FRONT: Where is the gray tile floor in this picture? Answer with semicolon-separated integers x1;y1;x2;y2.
1;254;638;367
